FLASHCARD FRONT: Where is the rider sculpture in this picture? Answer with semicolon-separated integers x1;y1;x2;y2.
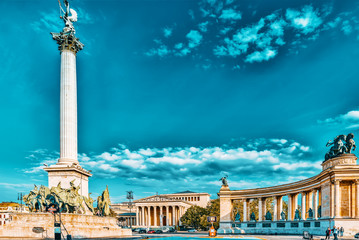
325;133;356;161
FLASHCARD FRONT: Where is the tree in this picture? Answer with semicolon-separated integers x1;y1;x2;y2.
201;199;220;229
180;205;208;230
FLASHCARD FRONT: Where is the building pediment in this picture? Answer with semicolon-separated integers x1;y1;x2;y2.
134;195;179;203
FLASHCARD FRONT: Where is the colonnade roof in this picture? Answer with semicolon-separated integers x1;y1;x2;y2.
134;195;195;205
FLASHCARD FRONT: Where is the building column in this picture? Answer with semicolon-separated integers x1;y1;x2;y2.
288;194;292;221
273;197;278;221
278;196;283;219
148;206;152;226
172;206;176;226
313;189;318;219
301;192;306;220
355;179;359;218
136;207;139;226
307;191;313;216
243;199;248;222
160;207;163;227
154;206;157;226
142;207;145;226
258;198;263;221
179;207;183;226
334;180;341;218
166;206;169;226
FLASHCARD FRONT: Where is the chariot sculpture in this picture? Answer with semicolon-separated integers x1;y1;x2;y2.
325;133;356;161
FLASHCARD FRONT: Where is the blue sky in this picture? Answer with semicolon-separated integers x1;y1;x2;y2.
1;0;359;203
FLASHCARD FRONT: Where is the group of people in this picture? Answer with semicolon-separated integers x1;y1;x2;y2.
325;226;345;240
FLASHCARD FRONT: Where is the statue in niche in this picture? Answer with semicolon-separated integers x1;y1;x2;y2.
219;175;228;186
234;211;241;222
325;133;356;161
294;209;300;220
250;212;256;221
265;211;272;221
318;206;322;218
308;208;313;218
280;211;286;221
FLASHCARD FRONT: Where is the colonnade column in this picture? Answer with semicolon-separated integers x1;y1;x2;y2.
278;196;283;219
166;206;169;226
147;206;151;226
273;197;278;221
172;206;176;226
154;206;157;226
160;207;163;226
258;198;263;221
136;207;139;226
243;199;247;222
301;192;306;220
313;189;318;219
356;180;359;218
334;179;341;218
142;207;145;226
288;194;292;221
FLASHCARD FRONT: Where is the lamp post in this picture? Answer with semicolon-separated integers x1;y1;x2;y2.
17;193;24;213
126;191;134;229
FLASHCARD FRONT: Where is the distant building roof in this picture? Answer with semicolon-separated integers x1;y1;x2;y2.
118;212;136;216
174;190;197;194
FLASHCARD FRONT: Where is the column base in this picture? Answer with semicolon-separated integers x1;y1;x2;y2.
44;164;92;197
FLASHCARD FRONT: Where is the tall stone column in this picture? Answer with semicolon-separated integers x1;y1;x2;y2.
273;197;278;221
313;189;318;219
142;207;145;226
258;198;263;221
334;180;341;218
172;206;176;226
45;21;91;197
243;199;248;222
356;180;359;218
301;192;306;220
288;194;292;221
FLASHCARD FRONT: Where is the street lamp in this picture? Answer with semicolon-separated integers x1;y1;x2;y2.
126;191;134;229
17;193;24;213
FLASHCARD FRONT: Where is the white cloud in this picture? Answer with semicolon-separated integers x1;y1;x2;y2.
318;109;359;129
186;30;203;48
286;5;323;34
198;21;209;32
245;48;277;63
219;9;242;21
163;27;173;38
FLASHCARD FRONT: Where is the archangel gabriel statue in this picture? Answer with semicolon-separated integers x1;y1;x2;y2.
58;0;78;34
325;133;356;161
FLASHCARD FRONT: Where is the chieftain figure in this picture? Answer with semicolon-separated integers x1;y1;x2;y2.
294;209;301;220
308;208;313;218
234;211;241;222
325;133;356;161
250;212;256;221
280;211;286;221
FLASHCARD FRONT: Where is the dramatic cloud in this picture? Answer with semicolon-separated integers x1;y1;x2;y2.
145;1;359;67
25;138;317;197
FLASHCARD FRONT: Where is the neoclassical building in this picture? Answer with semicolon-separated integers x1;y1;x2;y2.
218;154;359;235
112;191;211;227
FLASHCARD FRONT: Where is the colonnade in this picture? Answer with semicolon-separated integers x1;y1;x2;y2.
240;188;322;221
122;216;136;226
136;205;186;227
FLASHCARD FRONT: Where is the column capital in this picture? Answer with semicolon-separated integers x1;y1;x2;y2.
334;179;341;185
354;179;359;185
51;32;84;53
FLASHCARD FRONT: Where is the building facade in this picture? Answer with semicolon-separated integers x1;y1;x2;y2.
218;154;359;235
112;191;211;228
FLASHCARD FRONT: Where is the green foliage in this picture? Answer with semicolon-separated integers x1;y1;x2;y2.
180;205;208;230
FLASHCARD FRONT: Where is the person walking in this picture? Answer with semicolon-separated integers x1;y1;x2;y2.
340;226;344;237
325;227;331;240
332;226;338;240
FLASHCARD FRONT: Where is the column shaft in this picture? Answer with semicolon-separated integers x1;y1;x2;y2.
301;193;306;220
136;207;139;226
166;206;169;226
258;198;263;221
59;50;78;164
154;206;157;226
335;180;340;218
160;207;163;227
288;195;292;221
278;196;283;218
243;199;247;222
356;180;359;218
313;189;318;219
273;197;278;221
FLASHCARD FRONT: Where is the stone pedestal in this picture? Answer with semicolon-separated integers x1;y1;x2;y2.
218;185;233;234
44;164;92;197
322;154;357;170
